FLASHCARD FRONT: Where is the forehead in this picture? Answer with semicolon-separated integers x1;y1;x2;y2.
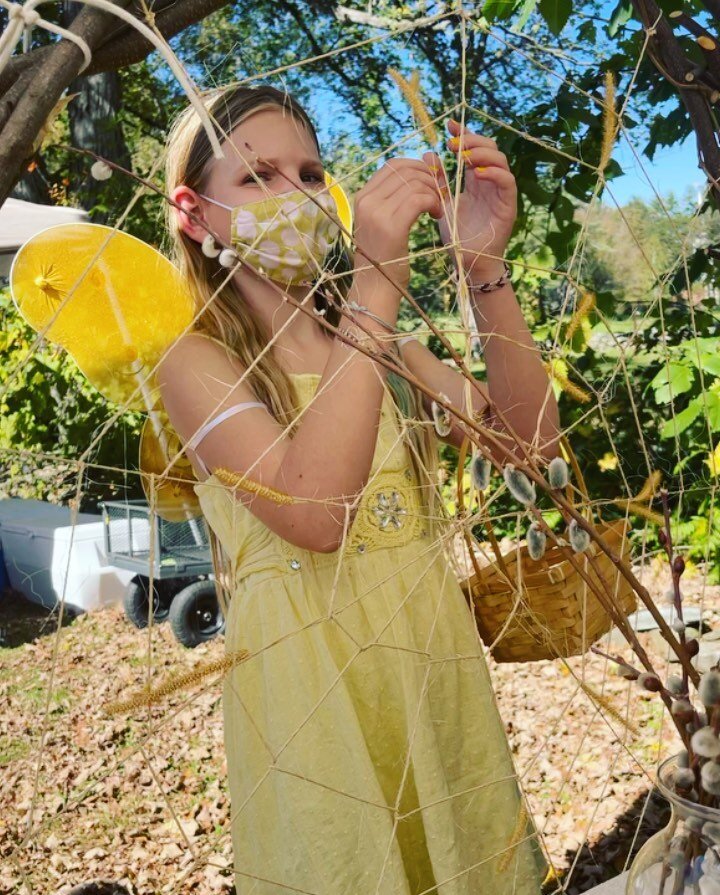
215;107;321;177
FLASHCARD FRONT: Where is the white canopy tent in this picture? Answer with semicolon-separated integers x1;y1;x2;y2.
0;197;89;280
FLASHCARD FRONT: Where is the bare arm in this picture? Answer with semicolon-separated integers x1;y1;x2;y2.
397;277;559;463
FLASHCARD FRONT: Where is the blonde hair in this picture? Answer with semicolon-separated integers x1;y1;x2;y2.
163;84;442;614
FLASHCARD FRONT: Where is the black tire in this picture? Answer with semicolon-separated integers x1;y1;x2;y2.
168;580;225;648
123;576;174;629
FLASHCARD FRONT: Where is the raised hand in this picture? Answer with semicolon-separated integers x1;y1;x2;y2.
425;118;517;282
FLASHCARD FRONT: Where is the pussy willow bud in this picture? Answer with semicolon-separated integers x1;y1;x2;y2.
526;522;547;561
671;699;694;723
701;760;720;795
470;455;492;492
90;160;112;181
686;638;700;658
674;555;686;576
503;464;536;506
673;768;695;790
662;586;677;606
548;456;569;490
677;749;690;768
637;672;662;692
667;675;684;696
568;518;591;553
659;530;668;547
700;670;720;708
691;726;720;758
672;619;686;635
704;822;720;844
431;395;453;437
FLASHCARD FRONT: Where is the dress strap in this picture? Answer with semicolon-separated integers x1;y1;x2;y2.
187;402;267;475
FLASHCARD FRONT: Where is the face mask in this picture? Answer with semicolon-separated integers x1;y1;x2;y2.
199;188;341;286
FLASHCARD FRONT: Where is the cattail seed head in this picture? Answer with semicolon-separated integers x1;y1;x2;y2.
568;518;591;553
701;760;720;795
526;522;547;561
548;457;569;490
470;455;491;492
637;672;662;692
691;726;720;758
503;464;536;506
699;670;720;707
667;675;684;696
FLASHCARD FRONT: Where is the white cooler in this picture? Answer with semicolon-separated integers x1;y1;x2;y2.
0;498;134;612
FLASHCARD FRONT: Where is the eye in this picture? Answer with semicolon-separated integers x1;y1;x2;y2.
241;171;270;184
303;172;324;183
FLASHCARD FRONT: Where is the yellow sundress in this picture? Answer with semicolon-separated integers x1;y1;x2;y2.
193;371;548;895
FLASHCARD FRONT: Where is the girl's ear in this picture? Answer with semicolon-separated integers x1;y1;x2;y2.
171;185;208;244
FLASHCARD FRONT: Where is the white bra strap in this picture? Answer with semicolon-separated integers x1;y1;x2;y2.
187;401;267;475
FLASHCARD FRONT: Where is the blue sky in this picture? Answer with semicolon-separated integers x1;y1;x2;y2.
602;129;703;209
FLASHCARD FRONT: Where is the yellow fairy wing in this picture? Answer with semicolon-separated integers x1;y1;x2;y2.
10;222;201;520
324;172;353;247
10;222;194;412
139;405;202;522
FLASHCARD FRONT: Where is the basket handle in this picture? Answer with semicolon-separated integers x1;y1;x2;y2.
455;433;599;569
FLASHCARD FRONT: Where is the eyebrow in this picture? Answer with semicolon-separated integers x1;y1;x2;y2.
239;157;324;171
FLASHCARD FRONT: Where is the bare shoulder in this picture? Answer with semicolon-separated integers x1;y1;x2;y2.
157;332;248;395
157;333;257;440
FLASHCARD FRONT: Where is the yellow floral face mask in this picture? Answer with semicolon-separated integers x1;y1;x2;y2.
199;188;341;285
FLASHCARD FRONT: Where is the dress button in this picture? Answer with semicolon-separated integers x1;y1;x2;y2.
356;543;366;554
289;559;301;570
404;469;412;480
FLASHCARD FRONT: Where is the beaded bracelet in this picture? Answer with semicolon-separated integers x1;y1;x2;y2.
467;262;512;294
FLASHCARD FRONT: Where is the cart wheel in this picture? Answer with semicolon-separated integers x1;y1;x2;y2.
123;576;173;629
169;581;225;648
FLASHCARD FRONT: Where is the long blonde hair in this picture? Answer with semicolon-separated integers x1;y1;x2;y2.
163;84;442;612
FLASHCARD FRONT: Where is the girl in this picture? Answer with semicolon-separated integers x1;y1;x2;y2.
160;84;559;894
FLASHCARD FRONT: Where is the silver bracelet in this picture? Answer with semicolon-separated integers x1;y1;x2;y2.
467;262;512;294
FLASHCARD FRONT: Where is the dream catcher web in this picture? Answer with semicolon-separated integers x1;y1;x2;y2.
1;2;719;894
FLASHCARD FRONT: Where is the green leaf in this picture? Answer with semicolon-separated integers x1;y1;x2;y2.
607;0;633;37
482;0;518;22
650;362;695;404
689;353;720;377
512;0;537;31
660;401;701;439
538;0;571;34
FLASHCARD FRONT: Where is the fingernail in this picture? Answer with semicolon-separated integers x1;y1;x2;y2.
448;136;460;149
461;149;472;160
475;166;487;173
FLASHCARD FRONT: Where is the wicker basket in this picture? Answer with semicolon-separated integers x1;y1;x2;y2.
454;437;638;664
